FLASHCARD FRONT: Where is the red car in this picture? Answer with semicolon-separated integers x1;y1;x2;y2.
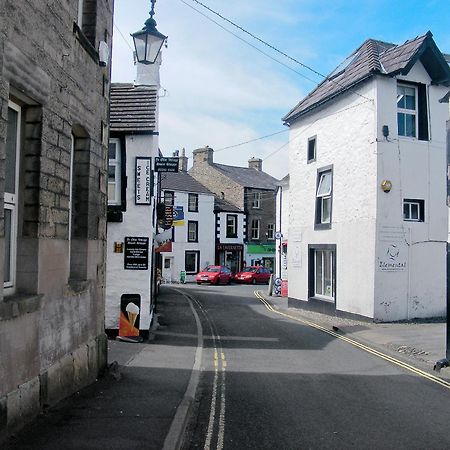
234;266;271;284
196;265;233;285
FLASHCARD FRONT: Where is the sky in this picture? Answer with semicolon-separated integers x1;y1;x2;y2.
111;0;450;179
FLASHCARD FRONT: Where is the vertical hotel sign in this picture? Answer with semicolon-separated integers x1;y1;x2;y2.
135;157;152;205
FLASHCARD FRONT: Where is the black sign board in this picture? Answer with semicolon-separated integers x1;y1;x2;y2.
155;157;179;173
124;237;149;270
164;205;173;229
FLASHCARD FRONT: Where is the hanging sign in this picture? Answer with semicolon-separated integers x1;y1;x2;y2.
135;157;152;204
124;236;149;270
154;157;179;173
172;206;185;226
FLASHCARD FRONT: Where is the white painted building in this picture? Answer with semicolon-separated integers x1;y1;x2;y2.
160;166;215;283
214;197;246;274
275;175;289;282
283;32;450;321
105;57;163;332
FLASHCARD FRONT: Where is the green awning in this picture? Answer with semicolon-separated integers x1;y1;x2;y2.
246;244;275;254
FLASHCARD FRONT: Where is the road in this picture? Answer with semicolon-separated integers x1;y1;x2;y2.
179;283;450;450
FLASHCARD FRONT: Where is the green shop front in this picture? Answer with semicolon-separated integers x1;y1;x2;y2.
245;243;275;272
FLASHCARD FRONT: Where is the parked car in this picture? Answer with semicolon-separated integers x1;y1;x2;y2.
196;265;233;285
234;266;271;284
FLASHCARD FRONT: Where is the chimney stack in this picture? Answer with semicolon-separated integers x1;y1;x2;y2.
248;157;262;171
178;147;188;171
193;145;214;167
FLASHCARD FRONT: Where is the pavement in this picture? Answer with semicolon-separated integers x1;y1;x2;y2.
4;284;450;449
259;291;450;378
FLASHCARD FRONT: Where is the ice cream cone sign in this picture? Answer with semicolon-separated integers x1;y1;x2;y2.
119;300;140;337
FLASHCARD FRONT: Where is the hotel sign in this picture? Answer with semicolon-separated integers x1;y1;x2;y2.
154;157;179;173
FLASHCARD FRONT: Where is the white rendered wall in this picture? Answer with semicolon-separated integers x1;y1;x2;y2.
374;62;448;320
161;191;215;282
275;184;289;279
105;134;157;330
287;80;377;318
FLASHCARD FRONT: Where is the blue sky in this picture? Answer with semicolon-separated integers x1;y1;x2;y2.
112;0;450;179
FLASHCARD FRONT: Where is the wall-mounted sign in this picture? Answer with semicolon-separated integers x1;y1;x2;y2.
124;237;149;270
377;227;407;272
172;206;184;226
164;205;173;229
155;157;179;173
135;157;152;205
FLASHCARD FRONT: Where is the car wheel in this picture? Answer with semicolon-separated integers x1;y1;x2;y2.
197;282;201;285
252;278;256;285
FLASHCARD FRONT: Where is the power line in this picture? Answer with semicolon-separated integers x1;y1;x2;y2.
214;129;289;152
179;0;320;85
113;21;134;53
182;0;373;102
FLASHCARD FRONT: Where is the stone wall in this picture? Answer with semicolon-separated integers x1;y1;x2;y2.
0;0;113;439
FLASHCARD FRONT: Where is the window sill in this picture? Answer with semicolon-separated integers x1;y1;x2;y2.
0;294;42;322
314;222;332;230
73;22;99;64
66;279;92;296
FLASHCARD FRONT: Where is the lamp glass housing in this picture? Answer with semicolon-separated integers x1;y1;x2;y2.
132;24;166;65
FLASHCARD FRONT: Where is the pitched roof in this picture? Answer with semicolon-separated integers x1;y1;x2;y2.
214;196;243;213
213;163;279;190
161;171;212;195
110;83;157;133
283;32;450;125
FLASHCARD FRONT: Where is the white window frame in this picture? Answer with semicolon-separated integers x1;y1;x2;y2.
267;223;275;240
397;83;418;138
251;219;260;240
108;138;121;206
403;199;424;222
314;249;334;301
188;193;198;212
77;0;84;26
4;101;21;293
252;192;261;209
226;214;237;238
316;171;332;224
307;136;316;162
187;221;198;242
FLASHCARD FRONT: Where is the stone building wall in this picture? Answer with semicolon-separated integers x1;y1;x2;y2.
189;147;244;209
0;0;113;438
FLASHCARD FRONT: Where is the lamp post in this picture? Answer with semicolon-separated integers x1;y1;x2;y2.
131;0;167;65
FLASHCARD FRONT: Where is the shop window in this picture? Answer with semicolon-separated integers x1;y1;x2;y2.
308;245;336;303
185;250;200;274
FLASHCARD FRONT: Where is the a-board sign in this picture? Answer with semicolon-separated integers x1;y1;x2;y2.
124;237;149;270
154;157;179;172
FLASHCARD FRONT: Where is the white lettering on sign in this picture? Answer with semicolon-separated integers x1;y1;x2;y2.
135;157;152;205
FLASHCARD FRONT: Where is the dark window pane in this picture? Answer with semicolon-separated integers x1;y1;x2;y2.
5;107;18;194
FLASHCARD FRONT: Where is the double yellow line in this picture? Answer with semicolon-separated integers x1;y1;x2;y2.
214;350;227;369
254;290;450;390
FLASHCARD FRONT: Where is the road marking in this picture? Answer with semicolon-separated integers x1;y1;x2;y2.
190;296;227;450
254;290;450;391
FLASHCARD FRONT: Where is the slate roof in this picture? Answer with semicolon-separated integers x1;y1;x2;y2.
283;32;450;125
110;83;157;133
278;174;289;187
213;163;279;190
161;171;212;195
214;197;243;213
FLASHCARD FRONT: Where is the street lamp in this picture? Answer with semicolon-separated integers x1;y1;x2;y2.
131;0;167;65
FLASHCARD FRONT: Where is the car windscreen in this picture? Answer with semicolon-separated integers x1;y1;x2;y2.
243;267;257;273
205;267;220;272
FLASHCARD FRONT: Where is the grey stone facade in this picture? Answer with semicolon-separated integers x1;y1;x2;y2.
189;147;278;250
0;0;113;439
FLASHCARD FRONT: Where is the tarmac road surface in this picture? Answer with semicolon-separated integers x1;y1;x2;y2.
180;283;450;450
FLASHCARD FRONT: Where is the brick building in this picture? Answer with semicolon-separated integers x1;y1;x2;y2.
0;0;113;437
189;147;279;270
